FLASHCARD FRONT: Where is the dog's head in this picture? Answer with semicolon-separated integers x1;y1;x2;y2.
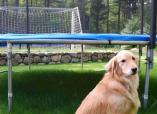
105;50;138;77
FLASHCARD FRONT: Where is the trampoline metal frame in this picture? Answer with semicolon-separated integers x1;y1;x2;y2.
5;39;155;112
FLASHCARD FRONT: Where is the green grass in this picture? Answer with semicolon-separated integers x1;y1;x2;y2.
0;62;105;72
0;62;157;114
0;46;119;53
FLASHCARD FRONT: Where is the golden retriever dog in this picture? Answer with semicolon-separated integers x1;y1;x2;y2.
75;50;141;114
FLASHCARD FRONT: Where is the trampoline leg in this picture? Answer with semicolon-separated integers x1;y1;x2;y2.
27;44;31;71
7;42;13;112
81;44;84;69
138;45;142;73
143;46;153;108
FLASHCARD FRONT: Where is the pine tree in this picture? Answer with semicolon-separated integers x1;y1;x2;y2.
89;0;106;33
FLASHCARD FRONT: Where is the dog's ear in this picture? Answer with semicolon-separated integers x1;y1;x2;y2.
105;56;116;72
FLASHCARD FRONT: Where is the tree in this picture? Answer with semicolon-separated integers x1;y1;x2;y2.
64;0;76;7
45;0;50;7
120;0;138;19
106;0;109;33
15;0;19;6
117;0;121;33
109;0;122;33
2;0;8;6
81;0;86;32
140;0;144;34
121;16;149;34
89;0;106;33
2;0;5;6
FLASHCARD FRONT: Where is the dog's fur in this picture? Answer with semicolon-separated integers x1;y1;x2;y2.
75;50;141;114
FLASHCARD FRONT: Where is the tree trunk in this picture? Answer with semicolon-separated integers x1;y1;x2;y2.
45;0;50;7
62;0;65;7
96;0;100;33
30;0;33;6
89;0;94;32
118;0;121;33
44;0;47;7
47;0;50;7
81;0;86;32
127;0;132;19
74;0;77;7
6;0;8;6
140;0;144;34
2;0;5;6
2;0;8;6
106;0;109;33
35;0;38;6
15;0;19;6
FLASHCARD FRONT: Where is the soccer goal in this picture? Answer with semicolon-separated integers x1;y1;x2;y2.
0;7;82;34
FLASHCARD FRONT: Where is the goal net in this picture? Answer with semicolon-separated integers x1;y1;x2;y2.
0;7;82;34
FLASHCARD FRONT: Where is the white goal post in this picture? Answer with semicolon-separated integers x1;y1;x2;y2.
0;7;82;34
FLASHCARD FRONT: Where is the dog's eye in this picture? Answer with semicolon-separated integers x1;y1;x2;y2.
132;57;135;60
121;59;126;63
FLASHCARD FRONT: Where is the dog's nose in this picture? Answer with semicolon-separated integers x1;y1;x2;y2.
131;68;137;74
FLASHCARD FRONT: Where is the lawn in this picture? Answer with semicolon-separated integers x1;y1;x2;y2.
0;62;157;114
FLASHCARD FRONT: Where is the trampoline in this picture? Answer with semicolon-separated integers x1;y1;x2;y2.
0;33;156;45
0;33;157;111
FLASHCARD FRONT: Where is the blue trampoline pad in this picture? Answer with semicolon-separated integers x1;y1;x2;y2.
0;33;156;41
